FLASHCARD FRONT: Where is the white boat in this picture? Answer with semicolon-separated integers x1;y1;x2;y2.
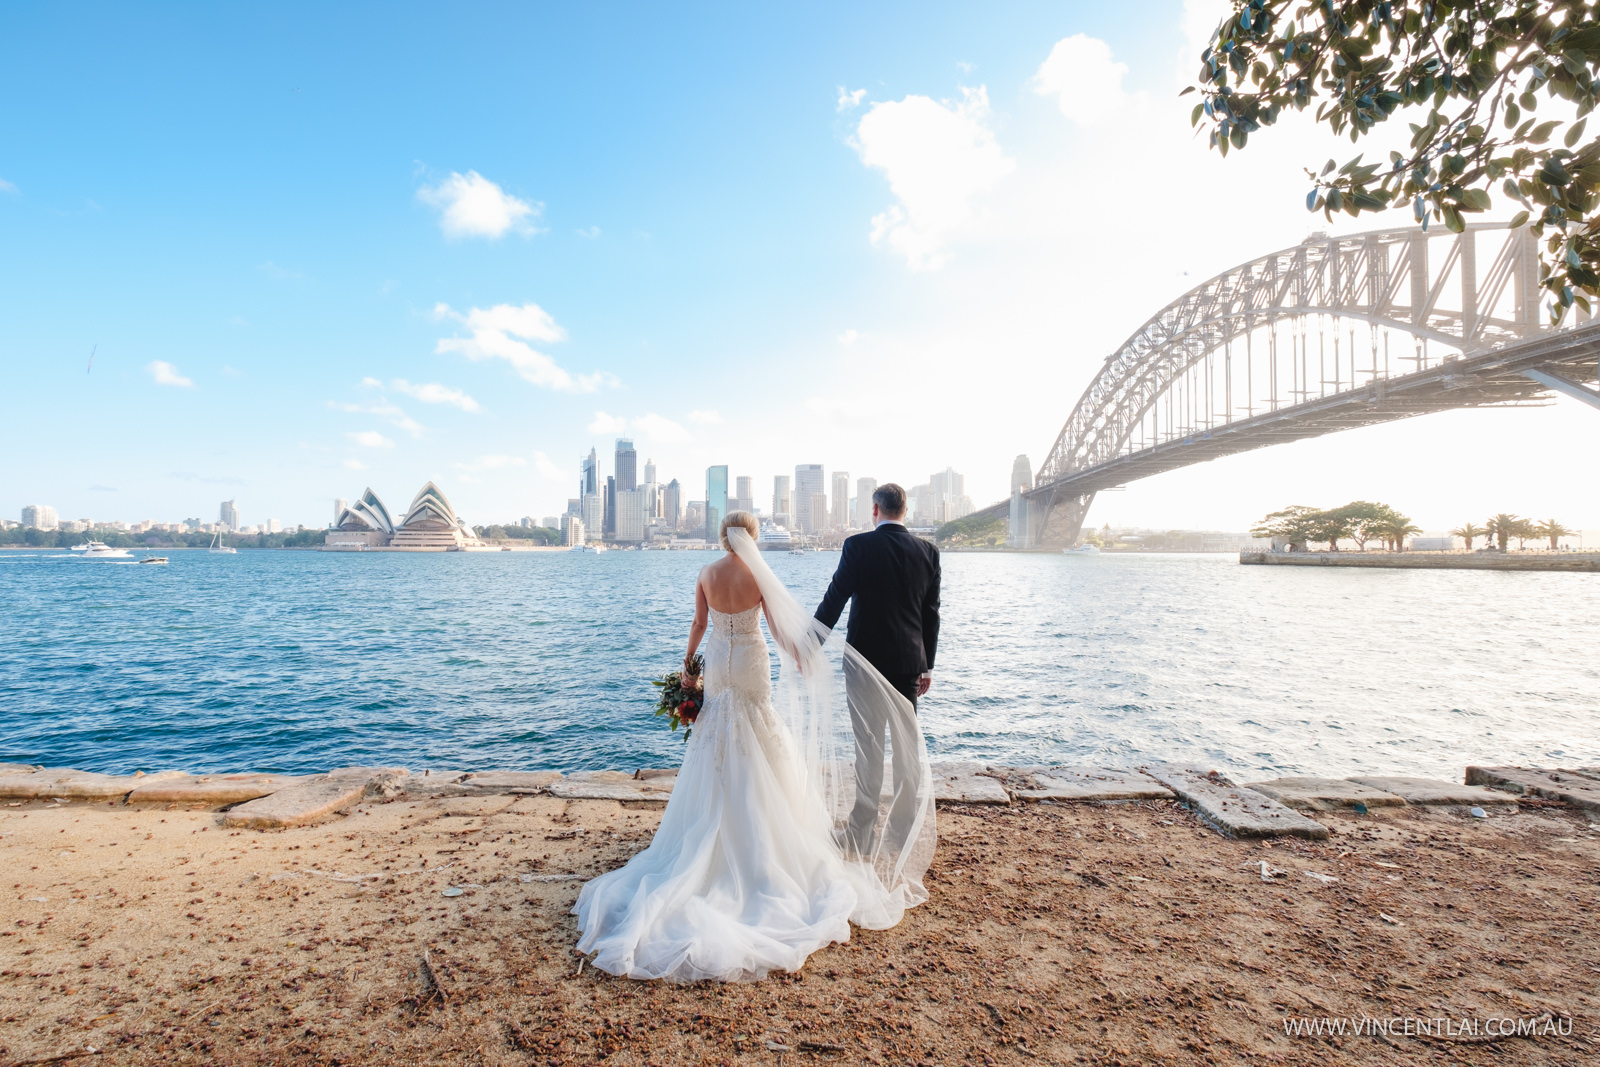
569;543;606;553
77;541;132;559
1063;544;1100;554
209;532;236;555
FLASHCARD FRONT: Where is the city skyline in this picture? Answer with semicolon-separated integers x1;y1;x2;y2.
4;2;1597;535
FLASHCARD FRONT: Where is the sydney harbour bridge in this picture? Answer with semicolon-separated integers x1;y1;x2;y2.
979;222;1600;547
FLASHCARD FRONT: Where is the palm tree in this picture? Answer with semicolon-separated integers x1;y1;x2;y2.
1449;522;1487;551
1378;516;1422;551
1485;513;1523;552
1534;518;1574;550
1511;517;1540;550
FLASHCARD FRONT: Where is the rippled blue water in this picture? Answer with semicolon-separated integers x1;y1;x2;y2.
2;549;1595;780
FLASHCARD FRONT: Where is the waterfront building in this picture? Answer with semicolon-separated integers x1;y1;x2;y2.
730;475;754;516
219;499;240;531
1010;455;1033;494
581;493;602;541
643;458;657;487
807;493;829;534
928;468;974;523
562;515;585;546
794;464;824;532
20;504;59;530
265;519;282;534
684;500;706;536
333;498;348;528
540;516;559;530
771;475;791;523
616;489;646;542
909;483;936;525
615;438;637;492
831;471;850;529
330;487;398;548
387;483;484;550
662;479;682;531
706;465;728;540
566;498;580;518
855;477;877;527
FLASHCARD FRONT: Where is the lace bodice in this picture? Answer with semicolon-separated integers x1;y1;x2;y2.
710;604;761;634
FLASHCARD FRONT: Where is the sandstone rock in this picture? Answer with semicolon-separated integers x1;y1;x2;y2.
0;768;188;800
930;762;1010;805
1464;767;1600;815
549;771;674;802
220;767;408;829
1142;764;1329;840
1244;777;1406;812
126;773;315;806
1347;776;1517;807
1002;766;1174;803
460;771;563;793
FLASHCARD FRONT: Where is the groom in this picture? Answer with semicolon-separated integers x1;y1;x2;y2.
814;483;940;854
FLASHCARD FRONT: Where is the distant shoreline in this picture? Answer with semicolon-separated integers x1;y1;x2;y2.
1241;549;1600;572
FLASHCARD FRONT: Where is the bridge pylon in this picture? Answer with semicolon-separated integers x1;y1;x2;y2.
1027;487;1094;548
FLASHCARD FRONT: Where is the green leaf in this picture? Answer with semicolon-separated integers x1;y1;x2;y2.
1191;101;1205;126
1529;120;1560;144
1180;85;1197;97
1442;205;1466;233
1564;118;1587;148
1321;158;1336;176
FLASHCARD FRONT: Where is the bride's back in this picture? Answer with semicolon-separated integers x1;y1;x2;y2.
700;553;763;614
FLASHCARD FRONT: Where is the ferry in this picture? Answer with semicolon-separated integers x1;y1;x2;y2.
757;523;794;552
75;541;133;559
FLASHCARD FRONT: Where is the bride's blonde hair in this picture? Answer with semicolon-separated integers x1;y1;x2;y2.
719;510;759;551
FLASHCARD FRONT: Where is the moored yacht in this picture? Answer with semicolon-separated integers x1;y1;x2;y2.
209;532;237;555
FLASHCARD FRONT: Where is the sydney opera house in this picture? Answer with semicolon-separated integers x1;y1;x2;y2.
323;482;486;551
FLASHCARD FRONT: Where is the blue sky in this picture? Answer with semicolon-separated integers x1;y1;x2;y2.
4;1;1596;533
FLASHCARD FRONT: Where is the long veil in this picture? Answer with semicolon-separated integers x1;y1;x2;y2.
727;527;936;928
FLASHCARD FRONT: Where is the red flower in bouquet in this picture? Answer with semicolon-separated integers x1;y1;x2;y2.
651;653;705;740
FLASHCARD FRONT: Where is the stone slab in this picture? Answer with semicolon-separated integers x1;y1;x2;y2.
1002;766;1174;802
0;768;188;800
1142;764;1329;840
548;770;674;802
1348;776;1517;807
460;771;563;793
1464;767;1600;814
930;762;1010;804
222;778;372;829
0;763;40;775
1243;777;1407;812
125;773;316;806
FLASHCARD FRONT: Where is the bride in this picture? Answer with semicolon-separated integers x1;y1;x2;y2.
573;511;936;982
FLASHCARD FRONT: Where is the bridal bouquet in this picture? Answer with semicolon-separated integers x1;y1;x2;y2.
652;653;704;739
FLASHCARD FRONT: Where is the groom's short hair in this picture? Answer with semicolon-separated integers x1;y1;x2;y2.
873;483;907;518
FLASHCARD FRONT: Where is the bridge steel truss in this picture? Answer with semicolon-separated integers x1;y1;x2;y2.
995;223;1600;546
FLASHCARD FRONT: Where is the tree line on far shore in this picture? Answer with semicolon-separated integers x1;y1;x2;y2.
0;526;326;550
1254;504;1574;553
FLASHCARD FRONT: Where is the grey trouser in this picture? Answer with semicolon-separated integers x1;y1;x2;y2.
844;657;920;854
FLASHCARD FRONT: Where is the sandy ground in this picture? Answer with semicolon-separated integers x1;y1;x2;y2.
1;792;1596;1067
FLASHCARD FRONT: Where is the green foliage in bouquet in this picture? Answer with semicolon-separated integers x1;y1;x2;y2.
652;653;705;740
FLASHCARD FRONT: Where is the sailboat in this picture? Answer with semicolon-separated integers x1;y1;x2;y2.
209;532;237;555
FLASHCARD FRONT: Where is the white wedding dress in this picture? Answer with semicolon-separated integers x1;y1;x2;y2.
574;531;935;982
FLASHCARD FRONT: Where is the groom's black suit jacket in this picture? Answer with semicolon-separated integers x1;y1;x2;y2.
814;523;941;680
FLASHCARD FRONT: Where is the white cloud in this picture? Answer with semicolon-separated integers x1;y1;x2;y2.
588;411;692;443
145;361;194;388
688;409;723;424
0;178;17;194
346;430;394;448
837;329;859;346
836;87;866;111
342;458;368;470
433;302;616;392
1031;34;1131;124
390;378;481;412
455;454;527;472
853;86;1016;270
576;225;601;239
417;171;542;239
329;399;425;438
532;450;566;481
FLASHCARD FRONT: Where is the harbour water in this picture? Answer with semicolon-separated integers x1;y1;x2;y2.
2;549;1595;780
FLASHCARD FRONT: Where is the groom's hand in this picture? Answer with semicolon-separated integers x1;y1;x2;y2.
916;671;931;697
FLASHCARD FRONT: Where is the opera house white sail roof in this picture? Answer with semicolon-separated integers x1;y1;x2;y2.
325;482;484;551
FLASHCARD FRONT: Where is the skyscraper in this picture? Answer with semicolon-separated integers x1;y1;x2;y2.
604;475;617;537
731;475;753;514
581;448;599;496
855;477;877;527
771;475;791;524
831;471;850;529
705;466;728;541
220;499;240;531
663;479;682;531
20;504;58;530
615;438;637;491
581;493;602;542
1011;455;1033;494
616;489;645;542
643;458;657;486
794;464;824;533
929;468;973;522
